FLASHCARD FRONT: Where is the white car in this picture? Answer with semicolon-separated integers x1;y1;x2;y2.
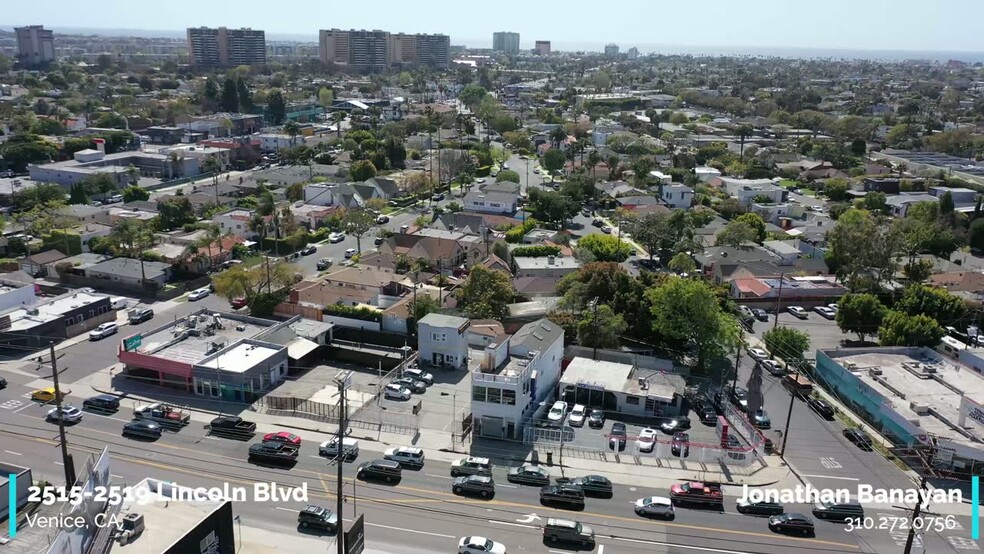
89;322;118;340
636;427;658;453
568;404;587;427
383;446;425;468
547;401;567;423
329;232;345;243
634;496;675;519
188;288;210;301
450;456;493;477
787;306;808;319
760;359;786;376
344;248;357;258
814;306;836;319
46;405;83;423
458;536;506;554
404;368;433;385
319;437;359;460
383;384;411;401
748;348;769;362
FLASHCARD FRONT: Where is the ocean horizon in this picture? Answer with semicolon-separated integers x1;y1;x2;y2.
4;25;982;64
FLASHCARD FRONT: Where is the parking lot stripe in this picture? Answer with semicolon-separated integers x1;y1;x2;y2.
799;474;860;481
425;474;450;479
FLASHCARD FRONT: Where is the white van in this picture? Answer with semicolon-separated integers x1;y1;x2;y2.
109;297;128;310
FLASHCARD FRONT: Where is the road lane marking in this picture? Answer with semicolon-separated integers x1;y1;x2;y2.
800;474;860;481
53;461;63;465
489;520;538;529
612;536;755;553
4;450;22;456
497;483;518;488
274;507;295;513
364;522;454;538
12;402;34;414
425;474;450;479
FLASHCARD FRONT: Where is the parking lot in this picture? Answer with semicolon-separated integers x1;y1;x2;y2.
355;363;473;435
747;307;850;351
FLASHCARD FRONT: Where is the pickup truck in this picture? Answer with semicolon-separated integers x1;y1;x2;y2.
133;403;191;426
669;481;724;507
248;441;300;464
208;416;257;438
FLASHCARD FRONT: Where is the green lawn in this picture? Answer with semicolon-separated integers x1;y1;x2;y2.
240;255;264;268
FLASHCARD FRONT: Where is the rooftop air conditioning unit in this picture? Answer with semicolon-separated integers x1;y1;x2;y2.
868;366;883;376
910;401;931;415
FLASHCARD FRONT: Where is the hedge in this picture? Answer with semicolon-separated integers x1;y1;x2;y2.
323;304;382;322
511;245;560;257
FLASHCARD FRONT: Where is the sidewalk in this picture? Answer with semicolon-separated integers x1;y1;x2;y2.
75;366;790;489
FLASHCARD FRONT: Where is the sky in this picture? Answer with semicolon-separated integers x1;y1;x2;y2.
1;0;981;54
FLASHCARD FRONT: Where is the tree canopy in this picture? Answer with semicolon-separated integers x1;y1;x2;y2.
762;326;811;361
878;311;945;347
576;233;633;262
835;293;887;342
456;266;515;320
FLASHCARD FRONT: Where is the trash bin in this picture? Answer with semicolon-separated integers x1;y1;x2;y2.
546;452;553;466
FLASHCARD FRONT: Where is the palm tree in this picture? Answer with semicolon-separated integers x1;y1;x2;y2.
550;127;567;149
735;124;754;162
332;112;345;138
111;219;155;284
587;150;602;179
284;121;301;146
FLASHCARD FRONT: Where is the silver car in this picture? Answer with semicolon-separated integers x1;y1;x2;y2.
452;475;495;497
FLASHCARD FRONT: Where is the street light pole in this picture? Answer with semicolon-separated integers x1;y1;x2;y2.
48;342;76;486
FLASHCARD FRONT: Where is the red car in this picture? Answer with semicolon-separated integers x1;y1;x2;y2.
263;431;301;445
230;297;247;309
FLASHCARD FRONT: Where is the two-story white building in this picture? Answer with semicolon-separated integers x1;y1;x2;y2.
716;177;786;206
512;255;582;278
417;313;470;369
660;184;694;209
213;208;259;239
463;191;517;215
470;318;565;440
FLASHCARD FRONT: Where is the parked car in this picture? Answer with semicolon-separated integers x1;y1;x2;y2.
344;248;357;258
46;405;83;423
376;215;389;224
356;459;403;482
507;465;551;486
383;446;425;468
317;258;333;270
698;404;717;424
540;484;585;509
814;306;836;319
329;232;345;243
752;308;769;321
601;225;612;234
787;306;808;319
730;387;749;412
300;245;317;256
263;431;301;445
392;377;427;394
752;409;772;429
383;384;411;401
591;218;604;227
843;428;873;450
587;409;605;428
297;505;338;531
89;322;119;341
128;308;154;324
557;475;612;497
635;427;657;453
547;401;567;424
230;297;247;309
568;404;587;427
736;498;784;516
404;368;433;385
188;287;210;301
123;419;162;439
450;456;493;477
671;432;690;457
748;348;769;362
808;397;835;420
660;417;691;434
452;475;495;498
457;536;506;554
609;422;627;451
374;236;385;246
634;496;675;519
769;513;815;536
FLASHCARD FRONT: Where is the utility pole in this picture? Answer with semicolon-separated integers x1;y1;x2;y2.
48;342;76;486
773;272;785;330
589;297;600;360
779;363;797;459
265;257;272;294
334;371;350;554
903;445;937;554
730;341;742;394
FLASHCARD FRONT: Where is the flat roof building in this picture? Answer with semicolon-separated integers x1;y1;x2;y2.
187;27;266;67
15;25;54;67
493;32;520;54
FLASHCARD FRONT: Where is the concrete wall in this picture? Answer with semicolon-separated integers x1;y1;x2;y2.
0;463;32;522
323;314;382;332
0;282;36;313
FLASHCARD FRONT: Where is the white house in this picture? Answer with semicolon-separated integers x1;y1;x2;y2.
471;318;565;439
559;357;686;418
660;184;694;209
417;313;470;369
463;191;517;215
695;166;722;182
257;133;307;152
648;170;672;185
718;177;786;206
513;255;582;278
213;208;258;239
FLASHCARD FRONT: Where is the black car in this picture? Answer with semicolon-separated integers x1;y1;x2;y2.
392;377;427;394
737;499;784;516
730;387;749;413
316;258;333;271
297;505;338;531
374;236;385;246
808;397;835;420
843;428;873;450
698;405;717;424
769;513;815;536
637;258;660;271
559;475;612;497
300;245;317;256
671;432;690;457
608;422;627;451
357;459;403;482
123;420;162;439
540;485;585;509
83;394;120;413
752;308;769;321
0;376;7;389
128;308;154;324
452;475;495;498
507;465;551;486
660;417;691;434
587;409;606;428
248;441;300;464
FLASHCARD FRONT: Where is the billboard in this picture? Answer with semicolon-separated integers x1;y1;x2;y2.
47;447;112;554
344;514;365;554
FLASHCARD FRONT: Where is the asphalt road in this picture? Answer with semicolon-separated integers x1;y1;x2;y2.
1;380;965;554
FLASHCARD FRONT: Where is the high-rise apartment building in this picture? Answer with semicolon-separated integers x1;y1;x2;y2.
15;25;55;68
535;41;551;56
627;47;639;60
492;32;520;54
319;29;450;71
187;27;266;67
604;43;620;57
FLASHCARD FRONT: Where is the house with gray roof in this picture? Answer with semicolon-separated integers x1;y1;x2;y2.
464;191;517;215
85;257;172;288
